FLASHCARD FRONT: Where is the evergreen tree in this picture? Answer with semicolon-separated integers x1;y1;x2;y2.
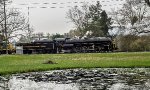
100;11;111;36
67;1;112;37
89;9;111;37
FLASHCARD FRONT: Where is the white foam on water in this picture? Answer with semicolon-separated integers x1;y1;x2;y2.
8;77;79;90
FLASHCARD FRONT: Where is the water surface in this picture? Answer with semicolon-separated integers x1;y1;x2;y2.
0;68;150;90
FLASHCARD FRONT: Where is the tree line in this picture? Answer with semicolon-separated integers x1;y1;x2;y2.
66;1;111;38
0;0;150;53
66;0;150;51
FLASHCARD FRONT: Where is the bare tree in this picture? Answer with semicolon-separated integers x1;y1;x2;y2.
67;3;90;37
29;32;44;41
18;26;34;43
0;8;28;40
111;0;150;35
0;1;29;53
46;33;51;40
67;29;83;38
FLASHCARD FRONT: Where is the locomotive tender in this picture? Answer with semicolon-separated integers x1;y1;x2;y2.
16;37;116;54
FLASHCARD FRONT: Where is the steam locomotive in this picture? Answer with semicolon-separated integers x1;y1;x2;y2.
16;37;116;54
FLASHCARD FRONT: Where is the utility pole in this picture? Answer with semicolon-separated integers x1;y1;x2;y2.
3;0;8;54
27;6;31;42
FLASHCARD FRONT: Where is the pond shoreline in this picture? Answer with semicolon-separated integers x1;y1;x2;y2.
1;68;150;90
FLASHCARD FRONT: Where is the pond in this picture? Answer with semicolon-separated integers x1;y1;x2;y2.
0;68;150;90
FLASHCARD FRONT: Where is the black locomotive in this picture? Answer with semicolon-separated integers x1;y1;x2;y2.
16;37;116;54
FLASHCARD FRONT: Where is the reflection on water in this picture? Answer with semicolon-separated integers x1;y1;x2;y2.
0;68;150;90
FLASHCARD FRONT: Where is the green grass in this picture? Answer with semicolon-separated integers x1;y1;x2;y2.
0;52;150;75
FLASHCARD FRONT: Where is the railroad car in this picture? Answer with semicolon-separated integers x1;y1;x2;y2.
16;37;116;54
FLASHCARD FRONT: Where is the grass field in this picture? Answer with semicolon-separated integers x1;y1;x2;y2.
0;52;150;75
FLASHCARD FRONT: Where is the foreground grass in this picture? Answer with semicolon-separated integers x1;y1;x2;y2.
0;52;150;75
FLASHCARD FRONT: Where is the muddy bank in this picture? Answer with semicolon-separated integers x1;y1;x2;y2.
0;68;150;90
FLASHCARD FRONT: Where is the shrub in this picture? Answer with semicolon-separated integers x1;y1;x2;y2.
115;35;150;52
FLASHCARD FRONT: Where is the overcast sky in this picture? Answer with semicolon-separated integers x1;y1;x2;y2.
10;0;125;34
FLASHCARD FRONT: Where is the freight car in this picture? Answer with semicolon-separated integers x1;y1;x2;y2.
16;37;116;54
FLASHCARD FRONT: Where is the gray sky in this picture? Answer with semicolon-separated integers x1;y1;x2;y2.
10;0;125;34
